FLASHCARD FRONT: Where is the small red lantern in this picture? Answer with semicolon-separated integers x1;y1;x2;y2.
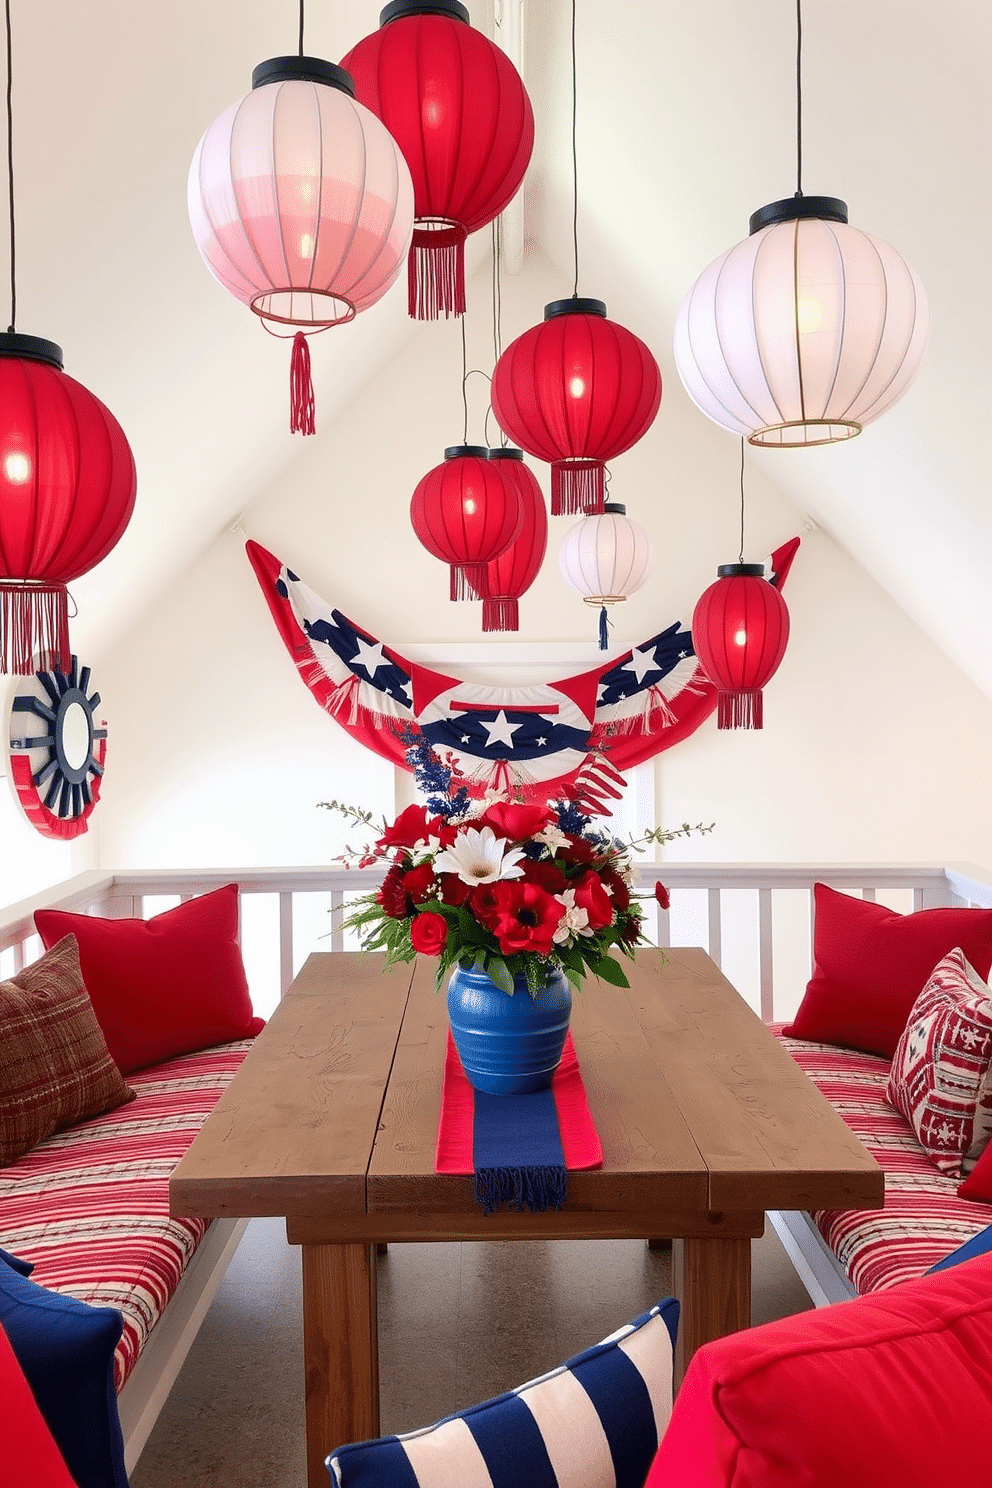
691;563;790;730
480;449;547;632
490;298;662;516
342;0;533;320
0;335;136;675
410;446;522;601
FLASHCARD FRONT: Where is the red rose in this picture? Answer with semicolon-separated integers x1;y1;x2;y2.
376;863;409;919
402;862;436;907
477;802;554;841
439;872;473;907
376;804;434;851
427;816;459;848
572;871;614;931
410;911;448;956
486;881;565;957
601;866;630;911
520;858;568;895
654;882;671;911
562;834;596;865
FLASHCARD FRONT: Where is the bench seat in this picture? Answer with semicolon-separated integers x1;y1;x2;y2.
776;1029;992;1291
0;1039;253;1391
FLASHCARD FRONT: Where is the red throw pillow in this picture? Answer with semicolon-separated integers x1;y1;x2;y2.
959;1134;992;1202
646;1252;992;1488
0;1322;77;1488
783;883;992;1057
35;885;264;1074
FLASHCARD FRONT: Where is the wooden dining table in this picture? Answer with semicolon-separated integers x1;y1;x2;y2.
170;946;883;1488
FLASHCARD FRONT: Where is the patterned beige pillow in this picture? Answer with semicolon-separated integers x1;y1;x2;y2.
0;935;134;1166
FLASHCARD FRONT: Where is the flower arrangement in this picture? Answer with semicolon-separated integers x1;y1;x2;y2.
323;743;711;996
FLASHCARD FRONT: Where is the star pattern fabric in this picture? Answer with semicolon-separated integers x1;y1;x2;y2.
886;948;992;1176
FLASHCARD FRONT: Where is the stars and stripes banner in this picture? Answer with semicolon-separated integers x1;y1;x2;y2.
246;537;800;811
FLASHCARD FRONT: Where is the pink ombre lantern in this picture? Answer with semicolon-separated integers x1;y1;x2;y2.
188;56;414;433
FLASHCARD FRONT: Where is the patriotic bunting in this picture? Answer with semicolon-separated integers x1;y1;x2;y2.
245;537;799;811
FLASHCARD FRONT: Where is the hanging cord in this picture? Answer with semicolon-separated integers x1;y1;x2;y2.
490;218;507;446
570;0;579;297
738;437;746;563
298;0;305;56
461;314;469;443
795;0;803;197
4;0;15;331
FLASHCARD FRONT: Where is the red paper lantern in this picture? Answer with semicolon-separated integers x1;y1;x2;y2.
0;335;136;675
490;298;662;516
342;0;534;320
691;563;790;730
480;449;547;632
410;446;523;601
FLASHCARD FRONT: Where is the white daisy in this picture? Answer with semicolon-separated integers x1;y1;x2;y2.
433;825;527;885
552;888;594;944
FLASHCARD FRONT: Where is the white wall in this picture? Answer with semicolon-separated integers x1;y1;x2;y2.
87;254;992;885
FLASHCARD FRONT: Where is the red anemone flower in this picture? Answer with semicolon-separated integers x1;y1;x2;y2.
486;881;565;957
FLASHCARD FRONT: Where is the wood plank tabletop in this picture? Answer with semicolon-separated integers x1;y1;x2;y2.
170;954;412;1220
631;948;884;1212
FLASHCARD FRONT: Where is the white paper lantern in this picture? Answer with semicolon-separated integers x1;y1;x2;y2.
559;503;653;648
189;57;414;332
674;196;929;448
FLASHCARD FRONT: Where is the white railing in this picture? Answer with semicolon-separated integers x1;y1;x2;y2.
3;862;991;1024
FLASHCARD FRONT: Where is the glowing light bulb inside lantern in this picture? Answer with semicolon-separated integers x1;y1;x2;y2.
422;94;444;130
4;452;30;483
299;233;315;260
568;375;586;399
734;627;748;646
463;497;477;515
796;296;824;334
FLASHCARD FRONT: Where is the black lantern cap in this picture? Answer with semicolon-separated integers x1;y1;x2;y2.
749;195;848;235
487;447;524;461
604;502;626;515
252;57;355;96
717;562;766;578
0;331;63;369
545;297;607;321
380;0;469;24
444;444;488;460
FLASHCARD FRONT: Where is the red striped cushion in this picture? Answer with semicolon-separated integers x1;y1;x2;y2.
0;1041;251;1391
775;1028;992;1293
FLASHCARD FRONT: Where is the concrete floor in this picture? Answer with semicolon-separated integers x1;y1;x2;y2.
130;1217;813;1488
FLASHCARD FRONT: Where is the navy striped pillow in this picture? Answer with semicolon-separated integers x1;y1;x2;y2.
327;1298;679;1488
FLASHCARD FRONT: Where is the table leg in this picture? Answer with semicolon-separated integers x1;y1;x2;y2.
671;1235;751;1385
301;1243;379;1488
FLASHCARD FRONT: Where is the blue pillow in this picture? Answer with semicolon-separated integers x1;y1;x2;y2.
927;1223;992;1273
0;1250;128;1488
327;1297;679;1488
0;1246;34;1276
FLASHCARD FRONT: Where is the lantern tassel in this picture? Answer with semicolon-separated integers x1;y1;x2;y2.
0;582;70;675
482;596;519;632
717;689;764;730
290;332;316;436
598;605;609;651
409;224;467;320
451;564;487;602
552;460;605;516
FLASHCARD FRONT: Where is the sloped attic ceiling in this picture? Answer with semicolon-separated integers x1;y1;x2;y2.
5;2;990;693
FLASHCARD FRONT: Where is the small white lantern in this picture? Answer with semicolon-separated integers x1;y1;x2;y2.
558;502;653;648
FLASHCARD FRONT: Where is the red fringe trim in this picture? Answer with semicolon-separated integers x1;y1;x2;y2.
482;596;519;632
409;224;467;320
451;564;487;602
0;583;69;675
717;690;763;729
551;460;605;515
290;332;316;436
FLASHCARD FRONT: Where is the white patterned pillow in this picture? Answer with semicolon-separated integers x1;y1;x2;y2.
327;1298;678;1488
886;948;992;1175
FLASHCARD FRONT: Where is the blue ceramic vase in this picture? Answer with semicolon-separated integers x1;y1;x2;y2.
446;963;573;1095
